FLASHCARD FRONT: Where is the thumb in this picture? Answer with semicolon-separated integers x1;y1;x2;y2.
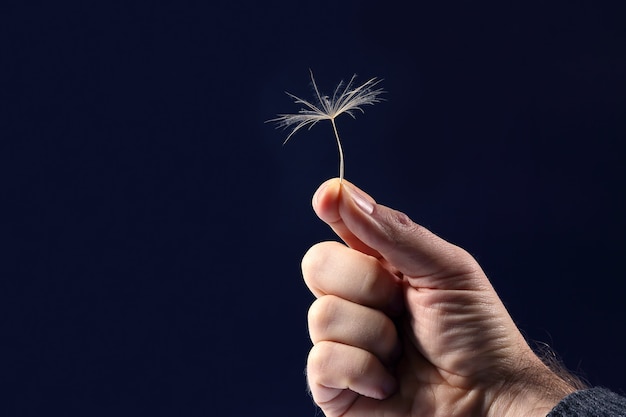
333;182;480;288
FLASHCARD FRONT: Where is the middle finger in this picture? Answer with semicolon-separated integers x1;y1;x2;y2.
308;295;400;364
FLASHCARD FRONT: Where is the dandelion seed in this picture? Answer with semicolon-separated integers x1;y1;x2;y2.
268;70;384;183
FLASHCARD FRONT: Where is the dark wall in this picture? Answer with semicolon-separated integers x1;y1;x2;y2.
3;1;625;415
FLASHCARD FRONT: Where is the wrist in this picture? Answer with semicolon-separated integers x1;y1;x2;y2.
487;358;578;417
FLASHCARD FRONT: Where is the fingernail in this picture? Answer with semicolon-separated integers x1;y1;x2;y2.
345;184;374;214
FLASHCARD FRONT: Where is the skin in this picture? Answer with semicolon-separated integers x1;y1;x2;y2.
303;179;577;417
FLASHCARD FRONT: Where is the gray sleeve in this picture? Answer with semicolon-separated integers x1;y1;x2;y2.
548;388;626;417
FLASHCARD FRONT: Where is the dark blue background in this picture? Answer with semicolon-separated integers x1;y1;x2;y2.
2;1;625;415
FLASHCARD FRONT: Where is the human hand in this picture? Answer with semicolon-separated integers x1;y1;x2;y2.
303;179;577;417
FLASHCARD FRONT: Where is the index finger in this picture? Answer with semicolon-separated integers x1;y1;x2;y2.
302;241;403;315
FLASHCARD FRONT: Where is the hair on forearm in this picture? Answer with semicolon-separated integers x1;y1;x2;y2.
531;340;588;391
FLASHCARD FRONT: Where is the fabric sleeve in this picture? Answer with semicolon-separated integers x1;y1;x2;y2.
547;388;626;417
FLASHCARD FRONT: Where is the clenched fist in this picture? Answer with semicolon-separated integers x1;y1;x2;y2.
302;179;577;417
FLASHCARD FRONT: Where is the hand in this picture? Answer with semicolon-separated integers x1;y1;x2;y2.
303;179;577;417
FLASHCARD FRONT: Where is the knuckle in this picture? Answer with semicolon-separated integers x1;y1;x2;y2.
358;259;392;306
385;209;421;239
301;241;336;281
451;245;480;269
307;341;336;376
361;351;379;374
307;296;340;341
358;256;384;294
442;244;483;281
301;243;322;278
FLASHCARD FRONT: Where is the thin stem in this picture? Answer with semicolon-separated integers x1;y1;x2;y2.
330;118;344;183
